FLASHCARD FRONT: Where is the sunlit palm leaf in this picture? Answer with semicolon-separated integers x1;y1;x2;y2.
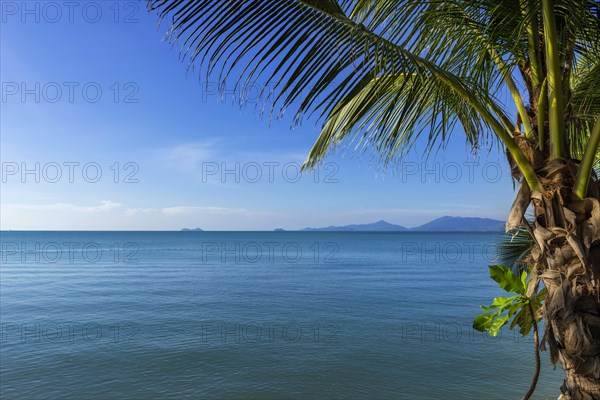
148;0;599;181
148;0;525;168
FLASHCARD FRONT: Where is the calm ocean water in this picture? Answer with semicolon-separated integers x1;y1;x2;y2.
1;231;562;399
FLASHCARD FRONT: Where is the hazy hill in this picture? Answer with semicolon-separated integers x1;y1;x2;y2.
300;220;408;232
295;217;503;232
411;216;504;232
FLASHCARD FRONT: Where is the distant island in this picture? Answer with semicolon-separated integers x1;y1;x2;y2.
295;216;504;232
180;217;504;232
412;216;504;232
301;220;407;232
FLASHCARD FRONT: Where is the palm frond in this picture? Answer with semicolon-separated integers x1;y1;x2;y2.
497;224;535;274
569;53;600;160
148;0;598;178
147;0;520;169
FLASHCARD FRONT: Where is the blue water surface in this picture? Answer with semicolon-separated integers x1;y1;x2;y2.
0;231;562;399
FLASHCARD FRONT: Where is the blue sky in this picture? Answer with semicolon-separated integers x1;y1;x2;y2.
0;2;517;230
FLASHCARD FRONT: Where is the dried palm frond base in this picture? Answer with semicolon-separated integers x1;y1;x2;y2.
508;160;600;400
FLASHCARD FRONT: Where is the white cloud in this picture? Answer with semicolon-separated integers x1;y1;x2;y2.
4;200;121;213
158;141;309;170
125;207;159;215
159;141;218;170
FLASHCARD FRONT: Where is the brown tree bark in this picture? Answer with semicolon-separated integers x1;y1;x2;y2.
511;158;600;400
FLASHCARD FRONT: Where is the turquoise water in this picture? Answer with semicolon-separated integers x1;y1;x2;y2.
1;231;562;399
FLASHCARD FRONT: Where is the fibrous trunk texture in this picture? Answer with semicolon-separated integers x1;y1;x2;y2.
507;158;600;400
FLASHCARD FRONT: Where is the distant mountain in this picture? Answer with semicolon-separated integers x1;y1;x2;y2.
296;217;504;232
411;216;504;232
180;227;204;232
300;220;408;232
274;228;286;232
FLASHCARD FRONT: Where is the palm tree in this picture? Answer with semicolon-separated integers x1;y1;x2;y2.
147;1;600;398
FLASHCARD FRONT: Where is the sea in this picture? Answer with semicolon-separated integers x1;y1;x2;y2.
0;231;563;399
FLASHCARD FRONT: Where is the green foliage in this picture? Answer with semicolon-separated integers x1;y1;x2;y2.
473;265;546;337
148;0;600;171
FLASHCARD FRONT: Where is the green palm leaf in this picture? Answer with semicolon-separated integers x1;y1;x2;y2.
148;1;533;170
149;0;598;192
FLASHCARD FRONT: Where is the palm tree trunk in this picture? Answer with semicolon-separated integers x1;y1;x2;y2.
523;159;600;400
